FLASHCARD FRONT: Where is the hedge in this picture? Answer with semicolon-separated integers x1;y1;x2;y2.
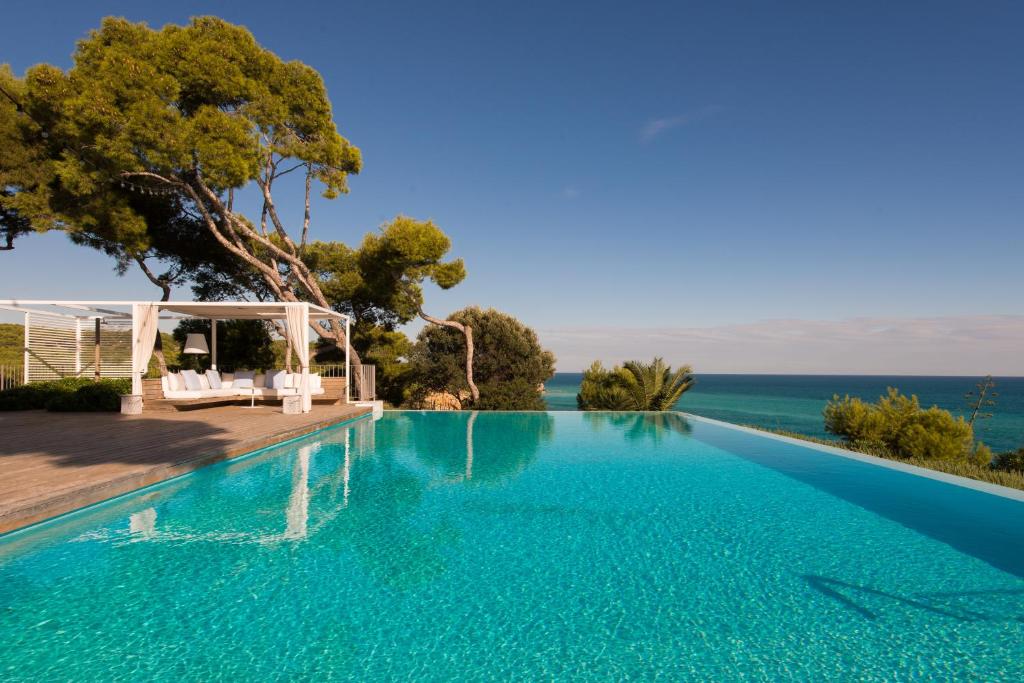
0;378;132;412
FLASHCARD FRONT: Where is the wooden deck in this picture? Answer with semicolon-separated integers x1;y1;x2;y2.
0;403;371;535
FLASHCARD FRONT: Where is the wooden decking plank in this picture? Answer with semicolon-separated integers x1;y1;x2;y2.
0;404;371;534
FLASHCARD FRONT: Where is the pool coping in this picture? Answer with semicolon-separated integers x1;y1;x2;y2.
681;412;1024;502
0;411;374;542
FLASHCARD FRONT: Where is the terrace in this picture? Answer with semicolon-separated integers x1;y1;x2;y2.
0;403;371;534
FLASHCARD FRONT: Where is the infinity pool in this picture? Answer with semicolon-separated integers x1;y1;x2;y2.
1;412;1022;680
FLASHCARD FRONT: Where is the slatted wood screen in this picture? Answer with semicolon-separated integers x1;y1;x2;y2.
24;312;133;381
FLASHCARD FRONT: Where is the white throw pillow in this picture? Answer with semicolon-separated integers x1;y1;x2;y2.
233;370;254;389
198;374;211;390
309;374;321;390
267;370;287;389
180;369;202;391
205;370;222;389
166;373;181;391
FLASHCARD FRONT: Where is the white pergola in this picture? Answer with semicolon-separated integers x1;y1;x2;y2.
0;300;352;413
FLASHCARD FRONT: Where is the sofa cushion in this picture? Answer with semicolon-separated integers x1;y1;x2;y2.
309;374;322;390
249;387;298;398
267;370;287;389
180;369;202;391
163;390;205;399
205;370;223;389
198;373;211;390
233;370;255;389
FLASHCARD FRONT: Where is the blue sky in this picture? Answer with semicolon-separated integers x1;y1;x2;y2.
2;1;1022;371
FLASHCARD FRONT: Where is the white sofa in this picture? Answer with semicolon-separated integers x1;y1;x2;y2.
161;369;325;401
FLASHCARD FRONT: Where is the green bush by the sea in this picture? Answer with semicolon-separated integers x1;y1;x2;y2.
824;387;989;463
0;378;132;412
993;447;1024;474
748;425;1024;492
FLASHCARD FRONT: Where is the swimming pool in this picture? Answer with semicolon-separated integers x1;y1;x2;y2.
2;411;1022;680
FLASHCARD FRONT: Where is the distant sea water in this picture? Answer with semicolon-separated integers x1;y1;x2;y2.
543;373;1024;453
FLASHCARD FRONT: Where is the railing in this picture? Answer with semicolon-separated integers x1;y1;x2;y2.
309;363;376;401
352;364;376;401
0;364;24;391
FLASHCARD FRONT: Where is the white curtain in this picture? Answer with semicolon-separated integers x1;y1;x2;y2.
131;304;159;396
285;303;311;412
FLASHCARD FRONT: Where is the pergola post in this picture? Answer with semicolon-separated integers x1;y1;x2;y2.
74;318;82;377
345;315;351;403
210;319;218;370
93;318;101;381
301;303;311;413
22;311;30;384
131;307;140;396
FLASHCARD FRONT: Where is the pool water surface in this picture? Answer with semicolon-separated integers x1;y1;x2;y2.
1;411;1022;680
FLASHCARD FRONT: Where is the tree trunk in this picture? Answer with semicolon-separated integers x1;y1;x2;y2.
418;309;479;403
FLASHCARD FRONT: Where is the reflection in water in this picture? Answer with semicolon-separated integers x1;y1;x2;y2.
465;411;477;481
583;412;692;443
319;445;457;589
803;574;1024;623
91;414;551;589
129;508;157;539
412;411;554;485
284;445;312;540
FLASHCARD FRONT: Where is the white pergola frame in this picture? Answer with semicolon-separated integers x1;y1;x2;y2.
0;300;352;412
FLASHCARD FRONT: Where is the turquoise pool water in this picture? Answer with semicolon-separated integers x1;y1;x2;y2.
2;411;1022;680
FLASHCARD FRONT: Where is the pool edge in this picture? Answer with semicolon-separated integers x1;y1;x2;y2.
681;412;1024;503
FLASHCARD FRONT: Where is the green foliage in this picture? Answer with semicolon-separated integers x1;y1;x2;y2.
1;17;363;299
0;377;131;411
823;388;984;462
993;448;1024;474
476;379;548;411
46;380;130;412
345;216;467;326
577;358;694;411
314;324;415;406
0;323;23;367
410;307;555;410
172;319;276;371
19;16;359;211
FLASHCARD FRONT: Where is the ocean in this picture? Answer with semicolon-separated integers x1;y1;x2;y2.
543;373;1024;453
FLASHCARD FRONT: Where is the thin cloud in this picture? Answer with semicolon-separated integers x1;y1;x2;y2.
640;105;722;143
539;315;1024;375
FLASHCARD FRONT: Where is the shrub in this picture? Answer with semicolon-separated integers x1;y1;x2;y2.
577;358;694;411
824;388;980;462
0;378;131;412
46;380;131;412
475;379;547;411
410;307;555;410
993;448;1024;474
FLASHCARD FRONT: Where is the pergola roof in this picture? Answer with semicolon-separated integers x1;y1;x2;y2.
0;300;348;322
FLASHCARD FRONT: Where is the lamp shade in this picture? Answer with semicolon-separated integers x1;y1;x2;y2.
183;333;210;355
